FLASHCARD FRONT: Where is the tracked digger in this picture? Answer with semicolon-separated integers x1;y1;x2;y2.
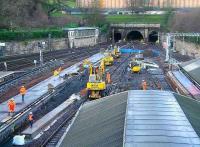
103;52;114;66
86;60;106;99
112;46;121;58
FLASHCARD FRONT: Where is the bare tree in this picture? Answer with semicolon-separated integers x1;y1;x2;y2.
170;9;200;32
83;0;106;27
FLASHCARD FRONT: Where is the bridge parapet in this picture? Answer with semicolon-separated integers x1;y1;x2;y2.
111;23;160;28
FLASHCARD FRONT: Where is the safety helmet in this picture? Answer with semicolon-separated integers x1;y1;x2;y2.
21;86;25;87
142;80;145;81
11;98;14;101
29;112;32;115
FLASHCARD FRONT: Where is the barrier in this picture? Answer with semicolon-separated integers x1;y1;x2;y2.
120;48;160;57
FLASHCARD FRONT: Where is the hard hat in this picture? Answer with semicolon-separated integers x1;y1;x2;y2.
11;98;14;101
142;80;145;81
21;86;25;87
29;112;32;115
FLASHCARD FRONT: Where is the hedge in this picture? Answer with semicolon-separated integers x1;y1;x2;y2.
0;29;65;41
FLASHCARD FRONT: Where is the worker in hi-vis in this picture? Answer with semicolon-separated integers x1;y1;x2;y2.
28;112;34;128
106;72;111;84
8;98;16;116
19;85;27;103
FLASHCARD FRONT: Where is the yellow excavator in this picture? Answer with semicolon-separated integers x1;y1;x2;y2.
103;52;114;66
129;54;144;73
86;60;106;99
130;61;141;73
112;46;121;58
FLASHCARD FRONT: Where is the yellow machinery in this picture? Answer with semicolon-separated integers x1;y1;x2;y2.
130;54;144;73
87;60;106;99
103;52;114;66
131;62;141;73
130;61;141;73
112;46;121;58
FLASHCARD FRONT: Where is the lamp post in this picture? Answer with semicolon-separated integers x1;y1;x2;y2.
38;42;45;65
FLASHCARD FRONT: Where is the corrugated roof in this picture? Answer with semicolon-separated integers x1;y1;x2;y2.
58;91;128;147
179;58;200;86
124;90;200;147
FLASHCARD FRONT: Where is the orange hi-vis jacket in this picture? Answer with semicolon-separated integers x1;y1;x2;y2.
8;100;16;112
29;114;33;121
106;72;111;84
20;87;26;95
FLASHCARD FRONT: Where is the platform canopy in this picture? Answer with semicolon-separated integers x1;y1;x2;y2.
58;90;200;147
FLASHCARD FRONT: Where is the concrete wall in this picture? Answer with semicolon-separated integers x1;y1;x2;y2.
3;38;69;56
175;40;200;58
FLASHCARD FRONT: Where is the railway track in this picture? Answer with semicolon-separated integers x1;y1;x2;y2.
0;44;110;71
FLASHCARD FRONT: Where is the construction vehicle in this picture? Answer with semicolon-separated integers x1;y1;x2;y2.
130;61;141;73
87;60;106;99
103;52;114;66
112;46;121;58
129;54;143;73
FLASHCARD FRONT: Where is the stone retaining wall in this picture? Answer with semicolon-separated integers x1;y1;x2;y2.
2;35;107;56
2;38;68;56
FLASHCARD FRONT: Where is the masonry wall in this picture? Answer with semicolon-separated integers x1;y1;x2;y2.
3;38;69;56
2;35;107;56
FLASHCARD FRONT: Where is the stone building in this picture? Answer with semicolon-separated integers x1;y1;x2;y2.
63;27;99;48
76;0;200;9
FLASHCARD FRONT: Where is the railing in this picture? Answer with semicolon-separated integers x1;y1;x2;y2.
110;23;160;28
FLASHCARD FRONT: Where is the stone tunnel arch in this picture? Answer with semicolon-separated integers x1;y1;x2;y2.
148;31;158;42
126;31;144;41
114;31;122;42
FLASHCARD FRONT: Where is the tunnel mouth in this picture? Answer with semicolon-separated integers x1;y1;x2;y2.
114;32;122;42
126;31;144;41
148;31;158;42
